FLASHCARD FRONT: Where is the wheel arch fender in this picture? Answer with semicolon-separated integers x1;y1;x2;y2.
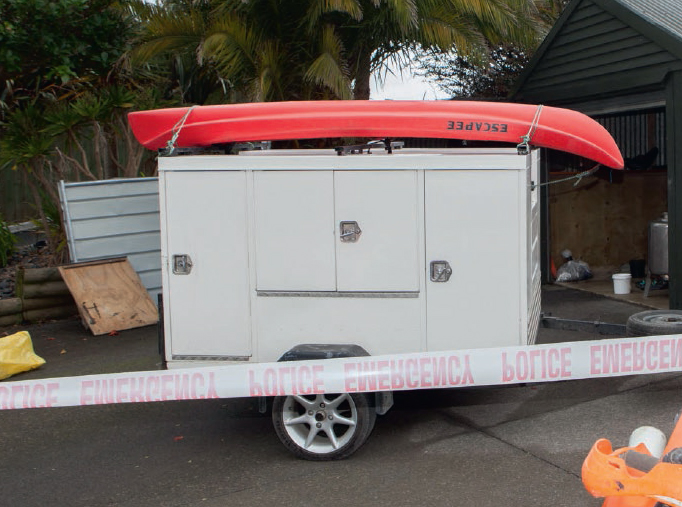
278;343;371;362
276;343;393;416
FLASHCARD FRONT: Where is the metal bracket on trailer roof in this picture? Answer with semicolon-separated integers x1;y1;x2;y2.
335;139;404;156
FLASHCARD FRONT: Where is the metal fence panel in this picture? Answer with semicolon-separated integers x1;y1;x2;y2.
59;178;161;303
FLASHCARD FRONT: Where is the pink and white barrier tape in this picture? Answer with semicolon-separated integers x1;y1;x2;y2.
2;334;682;410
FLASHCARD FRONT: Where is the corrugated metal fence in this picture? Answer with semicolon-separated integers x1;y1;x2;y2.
596;109;666;167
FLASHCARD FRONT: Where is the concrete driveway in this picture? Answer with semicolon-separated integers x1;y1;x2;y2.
1;285;680;507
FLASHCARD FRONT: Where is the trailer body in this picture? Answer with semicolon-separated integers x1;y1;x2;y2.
158;147;541;368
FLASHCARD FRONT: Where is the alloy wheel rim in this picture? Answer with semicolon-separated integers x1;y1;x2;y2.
281;393;358;454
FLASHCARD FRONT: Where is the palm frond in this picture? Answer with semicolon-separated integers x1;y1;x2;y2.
305;0;364;32
417;17;486;55
256;41;287;102
304;25;353;99
131;36;204;65
128;8;207;64
203;15;264;81
381;0;419;31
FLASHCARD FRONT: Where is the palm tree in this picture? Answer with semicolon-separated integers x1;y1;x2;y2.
127;0;352;102
312;0;545;99
122;0;229;104
127;0;548;102
414;0;566;99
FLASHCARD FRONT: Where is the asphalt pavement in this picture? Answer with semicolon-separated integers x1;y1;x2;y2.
1;284;681;507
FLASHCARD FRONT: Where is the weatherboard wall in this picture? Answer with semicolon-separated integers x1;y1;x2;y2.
58;178;161;303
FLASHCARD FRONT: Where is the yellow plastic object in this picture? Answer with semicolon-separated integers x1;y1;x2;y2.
0;331;45;380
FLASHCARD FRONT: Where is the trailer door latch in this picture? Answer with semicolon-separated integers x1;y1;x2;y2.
430;260;452;282
340;221;362;242
172;254;193;275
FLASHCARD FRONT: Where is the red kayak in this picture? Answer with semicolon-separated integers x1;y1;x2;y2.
128;100;624;169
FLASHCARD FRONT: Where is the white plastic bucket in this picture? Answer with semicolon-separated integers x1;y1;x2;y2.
628;425;667;458
612;273;632;294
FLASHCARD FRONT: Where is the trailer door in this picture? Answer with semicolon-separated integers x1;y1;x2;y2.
163;171;251;359
335;170;420;292
253;170;419;293
425;169;524;351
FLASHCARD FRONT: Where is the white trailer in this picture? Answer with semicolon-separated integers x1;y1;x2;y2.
124;99;623;459
158;146;542;459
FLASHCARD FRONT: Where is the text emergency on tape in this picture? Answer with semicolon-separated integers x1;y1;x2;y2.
2;334;682;410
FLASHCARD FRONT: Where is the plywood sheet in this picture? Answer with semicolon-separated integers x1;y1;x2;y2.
549;171;667;269
58;258;158;335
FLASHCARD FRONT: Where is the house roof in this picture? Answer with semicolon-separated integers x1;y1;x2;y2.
512;0;682;104
615;0;682;42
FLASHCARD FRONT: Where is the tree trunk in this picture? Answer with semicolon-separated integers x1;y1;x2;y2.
24;169;52;246
353;49;372;100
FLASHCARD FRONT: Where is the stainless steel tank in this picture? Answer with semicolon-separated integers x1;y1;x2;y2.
648;212;668;275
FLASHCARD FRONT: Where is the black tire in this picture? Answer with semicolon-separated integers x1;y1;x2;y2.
272;392;376;460
662;447;682;464
626;310;682;337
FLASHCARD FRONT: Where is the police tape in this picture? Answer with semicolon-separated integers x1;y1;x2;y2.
2;333;682;411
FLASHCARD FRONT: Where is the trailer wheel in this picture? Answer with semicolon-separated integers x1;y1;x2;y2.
626;310;682;337
272;392;376;460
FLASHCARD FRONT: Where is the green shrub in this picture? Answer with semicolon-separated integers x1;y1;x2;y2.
0;216;16;268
